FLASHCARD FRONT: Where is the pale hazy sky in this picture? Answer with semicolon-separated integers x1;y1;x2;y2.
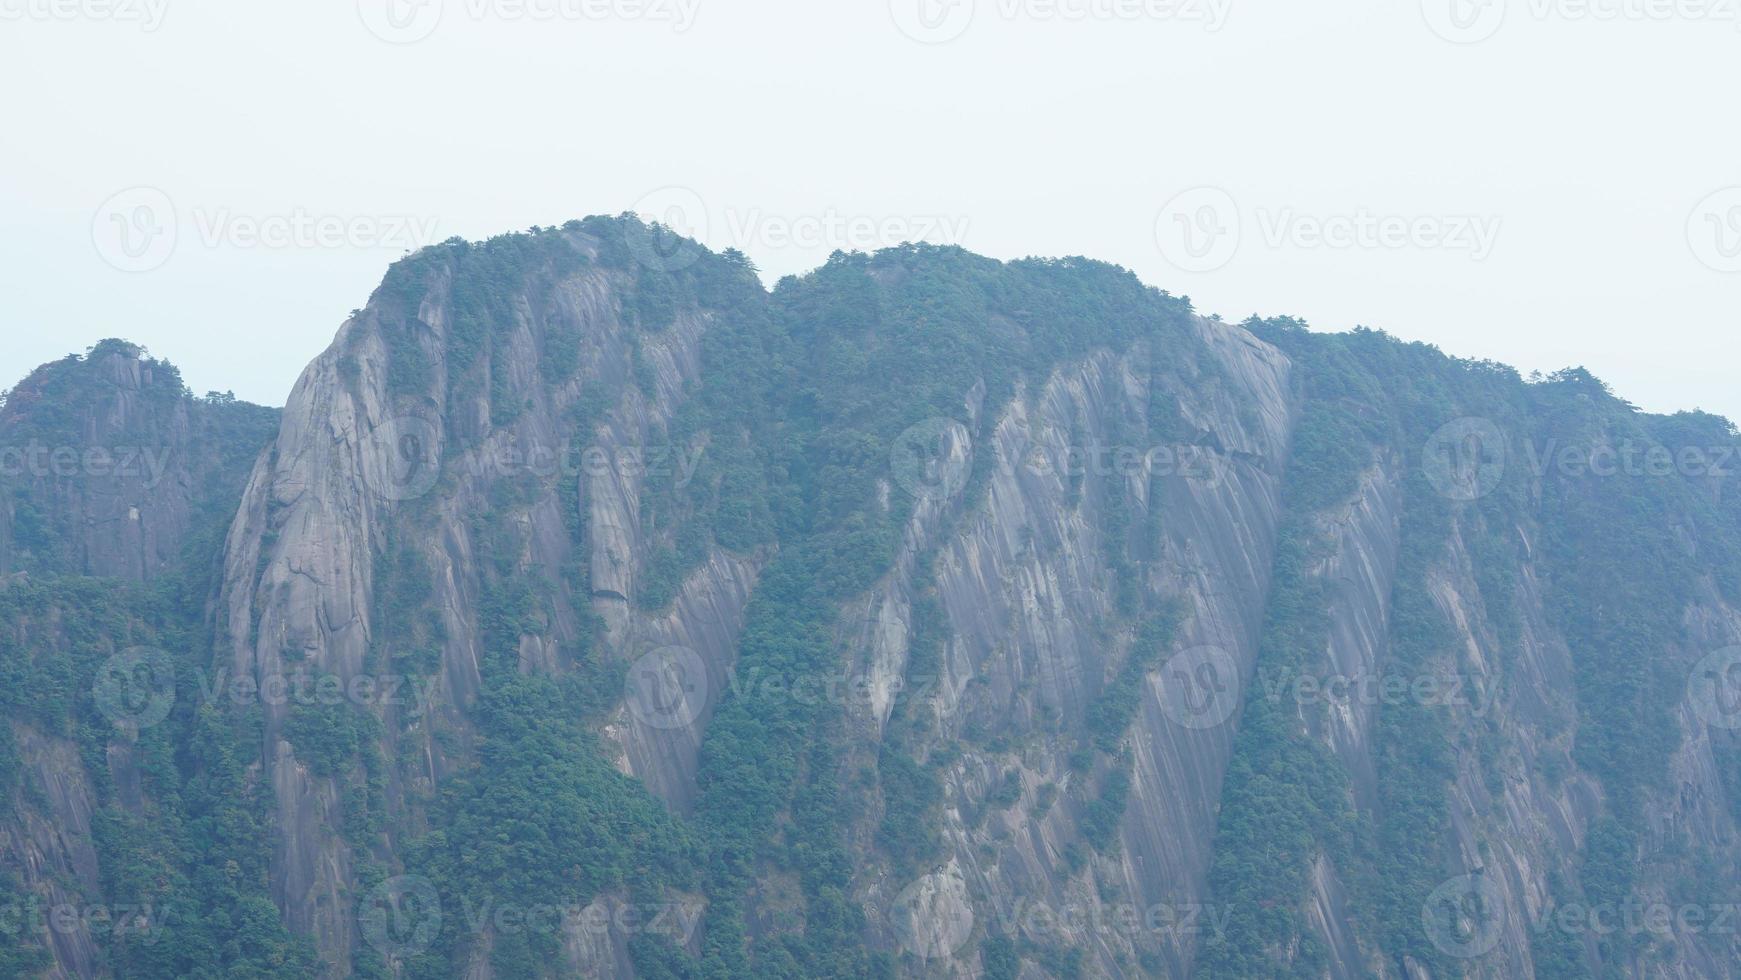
2;0;1737;421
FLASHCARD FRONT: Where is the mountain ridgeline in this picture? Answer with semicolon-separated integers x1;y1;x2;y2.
2;216;1740;979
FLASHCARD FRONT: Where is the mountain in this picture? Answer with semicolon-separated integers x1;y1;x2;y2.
0;340;277;582
2;215;1740;979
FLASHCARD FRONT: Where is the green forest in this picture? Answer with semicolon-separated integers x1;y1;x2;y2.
3;219;1740;978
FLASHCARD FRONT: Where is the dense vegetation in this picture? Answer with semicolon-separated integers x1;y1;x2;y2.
0;340;277;577
0;527;318;978
5;222;1740;978
662;242;1197;977
320;225;1200;977
0;342;300;976
1194;318;1741;977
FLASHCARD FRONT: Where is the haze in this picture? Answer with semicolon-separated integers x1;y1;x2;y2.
2;0;1736;422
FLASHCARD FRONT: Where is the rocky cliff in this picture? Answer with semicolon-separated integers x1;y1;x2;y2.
0;342;282;979
2;219;1739;979
0;339;277;582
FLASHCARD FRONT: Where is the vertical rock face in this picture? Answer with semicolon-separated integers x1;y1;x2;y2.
839;321;1296;977
1285;483;1741;980
4;223;1741;979
0;343;278;980
211;226;766;974
0;727;104;979
584;310;764;811
216;310;394;966
1205;329;1741;980
0;340;277;582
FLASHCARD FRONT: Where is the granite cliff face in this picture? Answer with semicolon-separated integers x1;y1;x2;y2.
3;219;1740;979
0;340;277;582
838;324;1295;978
0;342;279;980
